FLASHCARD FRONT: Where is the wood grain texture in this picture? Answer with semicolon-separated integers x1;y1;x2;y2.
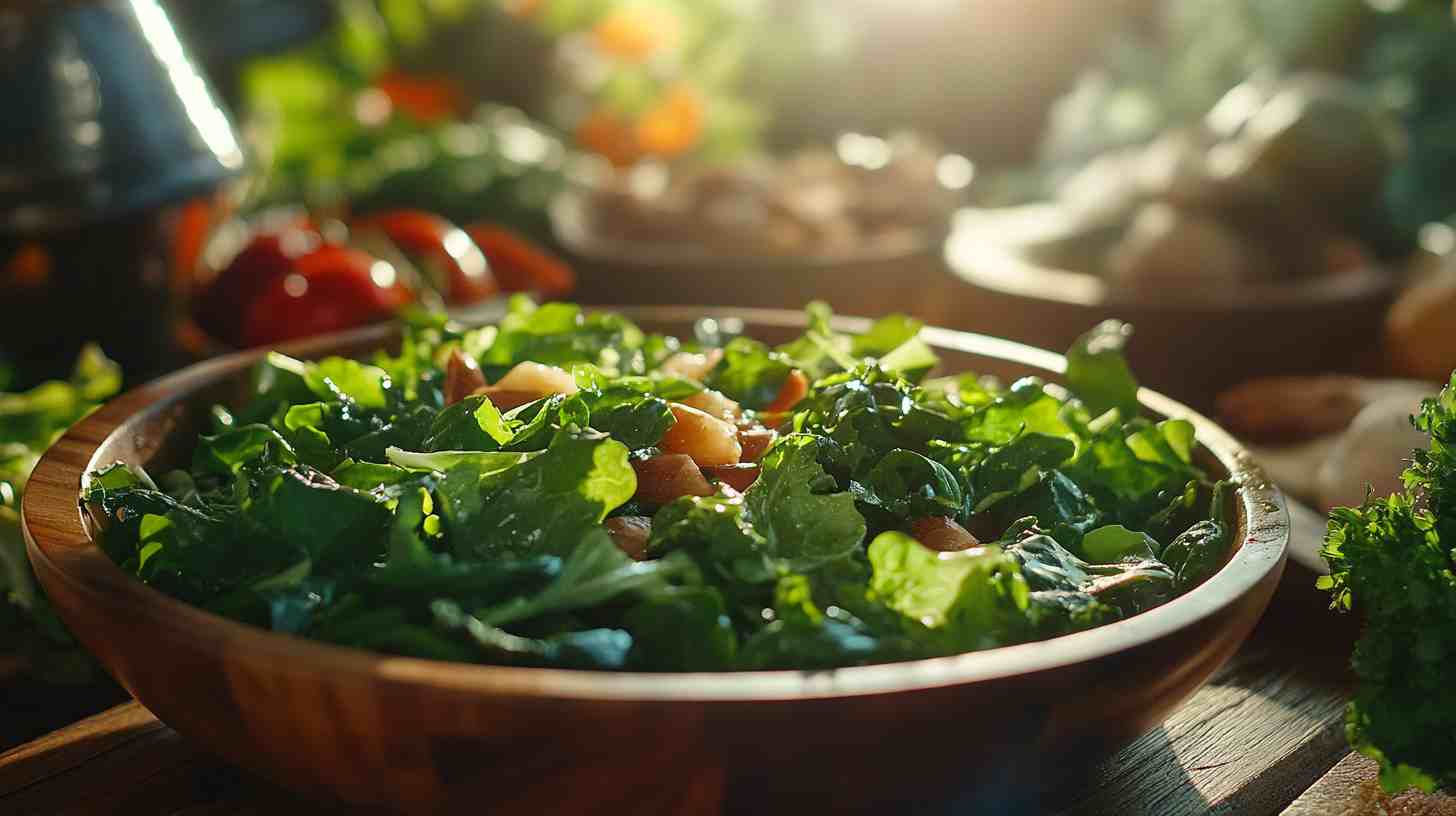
1283;753;1456;816
18;308;1291;813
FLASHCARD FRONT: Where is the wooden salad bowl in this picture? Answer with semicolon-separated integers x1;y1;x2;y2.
22;307;1289;814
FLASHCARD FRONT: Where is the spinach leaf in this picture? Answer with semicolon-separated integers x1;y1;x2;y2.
1161;482;1233;589
385;446;536;475
303;357;392;410
746;434;866;571
251;467;392;567
851;449;963;520
433;600;634;669
422;394;513;452
625;587;737;671
1005;532;1175;617
436;432;636;559
475;531;696;627
193;424;297;477
851;314;925;358
792;365;961;480
970;433;1076;511
866;531;1029;651
1080;524;1160;564
1065;320;1140;420
583;389;675;450
481;297;646;374
707;337;793;409
647;492;778;584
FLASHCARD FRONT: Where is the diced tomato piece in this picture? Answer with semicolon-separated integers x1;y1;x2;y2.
631;454;714;508
702;463;760;492
763;369;809;414
736;426;776;463
605;516;653;561
910;516;981;553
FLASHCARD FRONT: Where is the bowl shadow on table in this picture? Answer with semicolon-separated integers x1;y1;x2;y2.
1047;728;1210;816
0;675;125;752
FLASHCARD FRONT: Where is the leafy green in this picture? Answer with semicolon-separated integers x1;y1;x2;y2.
625;587;737;671
746;435;866;570
1321;374;1456;793
708;337;793;409
1005;531;1175;619
867;531;1029;651
770;304;939;383
579;387;676;451
1065;320;1140;420
851;449;963;520
436;431;636;559
648;492;778;584
422;394;513;452
1081;524;1159;564
476;532;695;627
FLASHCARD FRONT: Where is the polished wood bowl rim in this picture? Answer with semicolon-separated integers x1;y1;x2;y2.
23;306;1289;703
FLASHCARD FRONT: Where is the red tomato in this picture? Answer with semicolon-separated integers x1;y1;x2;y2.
195;216;322;346
352;210;496;305
465;223;575;298
241;245;413;347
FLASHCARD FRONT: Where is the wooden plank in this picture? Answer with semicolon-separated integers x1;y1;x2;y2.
1283;753;1456;816
0;702;165;794
0;702;376;816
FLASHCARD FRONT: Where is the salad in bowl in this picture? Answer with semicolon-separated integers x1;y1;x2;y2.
85;299;1235;672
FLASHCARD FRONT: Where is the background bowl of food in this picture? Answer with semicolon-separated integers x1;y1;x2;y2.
945;75;1407;411
552;133;974;322
24;304;1286;813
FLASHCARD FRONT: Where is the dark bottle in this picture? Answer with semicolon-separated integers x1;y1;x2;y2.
0;0;245;384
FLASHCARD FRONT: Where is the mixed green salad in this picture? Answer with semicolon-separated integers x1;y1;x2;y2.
2;346;120;682
86;300;1233;672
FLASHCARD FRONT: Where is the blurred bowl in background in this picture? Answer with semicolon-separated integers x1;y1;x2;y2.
551;189;959;321
944;207;1399;411
551;133;971;320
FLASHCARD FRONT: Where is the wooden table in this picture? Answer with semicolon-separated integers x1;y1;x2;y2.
1;564;1447;815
